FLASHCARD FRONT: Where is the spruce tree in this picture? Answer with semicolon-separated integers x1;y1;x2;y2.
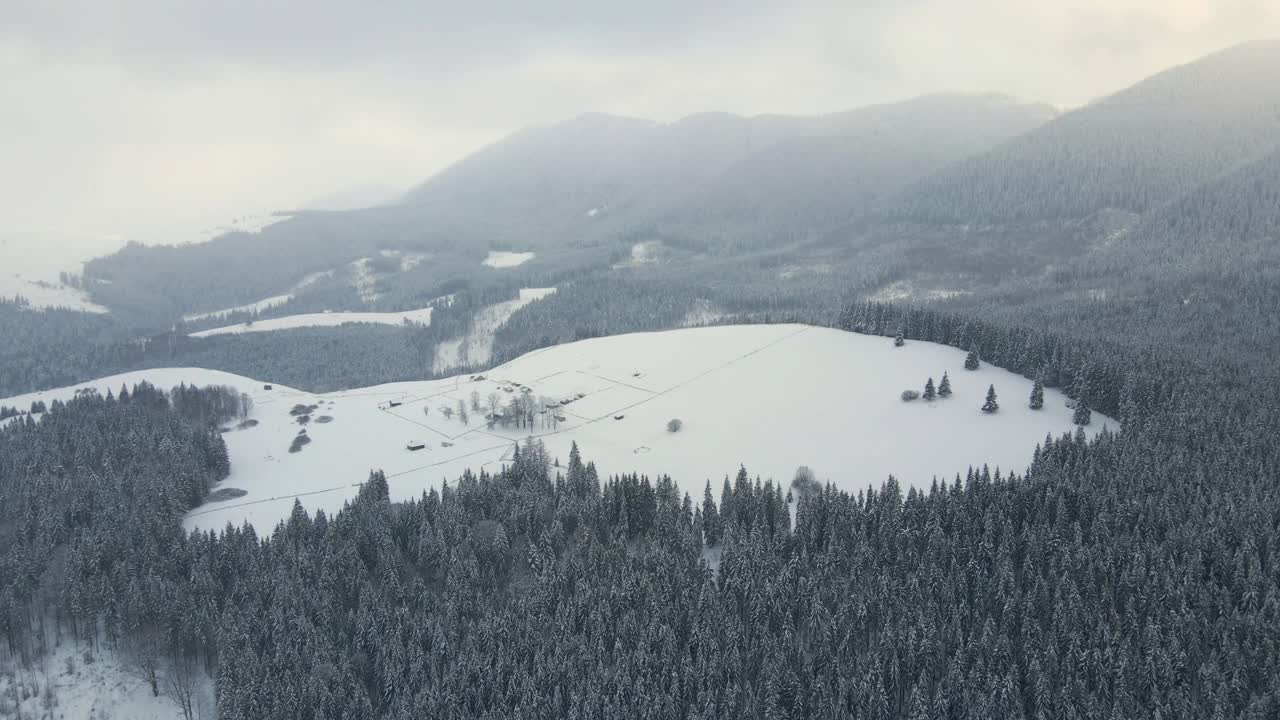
981;385;999;413
1029;379;1045;410
938;372;952;398
965;349;981;371
702;481;721;546
923;377;937;401
1073;401;1092;426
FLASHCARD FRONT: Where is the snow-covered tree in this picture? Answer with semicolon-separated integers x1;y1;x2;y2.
1073;401;1092;426
981;384;999;413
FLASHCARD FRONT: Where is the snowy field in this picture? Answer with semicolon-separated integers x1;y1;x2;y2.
0;231;113;312
482;250;535;268
432;287;557;372
1;325;1115;536
189;307;434;337
197;211;291;239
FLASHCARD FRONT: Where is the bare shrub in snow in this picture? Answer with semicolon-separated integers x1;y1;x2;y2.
289;433;311;453
901;390;920;401
667;418;683;432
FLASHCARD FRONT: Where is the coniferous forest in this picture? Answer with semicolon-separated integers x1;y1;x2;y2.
4;36;1280;720
3;299;1278;719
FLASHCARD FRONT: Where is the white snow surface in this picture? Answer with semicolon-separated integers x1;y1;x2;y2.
0;277;108;313
0;232;112;313
189;307;433;337
482;251;535;269
0;325;1115;536
432;288;557;372
199;211;291;238
0;638;211;720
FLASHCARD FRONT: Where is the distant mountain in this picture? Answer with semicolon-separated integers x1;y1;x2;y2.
79;39;1280;338
888;40;1280;224
399;110;811;246
84;94;1053;319
400;95;1054;249
662;94;1055;246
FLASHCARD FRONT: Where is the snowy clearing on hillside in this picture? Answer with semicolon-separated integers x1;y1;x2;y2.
189;307;434;337
614;241;664;269
681;299;724;327
869;280;972;303
482;251;535;268
432;288;557;372
1;325;1115;535
0;277;108;313
182;269;332;322
198;212;291;239
0;638;210;720
0;232;112;312
349;257;380;302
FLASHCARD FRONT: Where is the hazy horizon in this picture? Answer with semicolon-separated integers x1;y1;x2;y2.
2;2;1277;261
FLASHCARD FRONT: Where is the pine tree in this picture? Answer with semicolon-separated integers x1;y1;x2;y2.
702;481;721;546
965;349;981;371
982;385;999;413
939;372;952;398
1029;379;1045;410
1073;401;1092;426
894;331;905;347
923;377;937;401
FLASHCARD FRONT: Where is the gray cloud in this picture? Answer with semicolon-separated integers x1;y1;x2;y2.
1;0;1276;259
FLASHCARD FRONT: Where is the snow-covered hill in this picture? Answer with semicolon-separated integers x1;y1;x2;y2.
0;325;1114;534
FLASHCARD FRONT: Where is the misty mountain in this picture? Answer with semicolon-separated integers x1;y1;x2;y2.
74;39;1280;338
399;111;806;243
399;95;1053;249
661;94;1055;247
888;39;1280;224
81;94;1053;320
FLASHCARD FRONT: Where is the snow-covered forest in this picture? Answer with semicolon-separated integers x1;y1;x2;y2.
3;28;1280;720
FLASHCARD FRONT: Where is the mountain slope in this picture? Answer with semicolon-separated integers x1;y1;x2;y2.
889;40;1280;224
400;111;820;244
82;95;1055;320
663;94;1055;246
404;96;1054;249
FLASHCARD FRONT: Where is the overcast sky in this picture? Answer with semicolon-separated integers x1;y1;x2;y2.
2;0;1276;255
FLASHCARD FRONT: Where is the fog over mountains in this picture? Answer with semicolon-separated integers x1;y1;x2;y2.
1;38;1276;397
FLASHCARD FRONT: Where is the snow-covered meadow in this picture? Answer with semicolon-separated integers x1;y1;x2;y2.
189;307;434;337
0;231;114;313
2;325;1115;536
482;250;535;268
